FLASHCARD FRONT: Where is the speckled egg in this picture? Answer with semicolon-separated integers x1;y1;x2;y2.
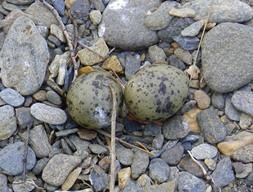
67;71;123;129
124;64;189;121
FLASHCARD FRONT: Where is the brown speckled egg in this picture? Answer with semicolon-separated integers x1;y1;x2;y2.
67;71;123;129
124;64;189;121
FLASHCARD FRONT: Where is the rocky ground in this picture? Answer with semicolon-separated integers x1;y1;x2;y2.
0;0;253;191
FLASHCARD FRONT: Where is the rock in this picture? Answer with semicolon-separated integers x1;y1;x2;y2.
183;0;253;23
183;107;201;133
2;1;28;12
231;91;253;117
89;165;109;192
233;162;252;179
50;24;66;43
158;17;194;43
169;55;186;70
149;158;170;183
70;0;90;20
62;167;82;191
102;55;123;74
0;88;25;107
169;7;196;18
69;135;90;157
239;113;252;129
204;158;216;171
225;96;240;121
211;93;225;110
202;23;253;93
77;38;109;65
174;48;192;65
89;144;108;154
0;105;17;140
122;180;143;192
116;145;133;166
12;179;35;192
98;0;159;50
32;90;47;101
144;180;176;192
118;167;131;189
211;158;235;188
178;156;204;177
0;142;36;176
89;10;102;25
131;150;149;179
137;174;152;187
232;144;253;163
0;16;49;96
25;1;58;27
31;103;67;125
52;0;65;16
144;1;177;30
191;143;218;160
0;174;10;192
194;90;210;109
77;129;97;140
46;90;62;105
152;134;164;150
177;172;206;192
42;154;82;186
90;0;105;11
32;158;49;175
172;35;199;51
246;171;253;186
161;142;184;165
16;107;33;129
7;0;34;5
181;20;205;37
148;45;166;63
28;125;52;158
197;107;226;144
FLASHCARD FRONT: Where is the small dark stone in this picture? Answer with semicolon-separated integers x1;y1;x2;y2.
161;142;184;165
178;156;204;177
149;158;170;183
52;0;65;16
90;165;109;192
70;0;90;20
172;35;199;51
168;55;186;70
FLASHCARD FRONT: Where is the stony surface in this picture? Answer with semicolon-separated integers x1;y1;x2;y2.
231;91;253;117
191;143;218;160
42;154;82;187
211;93;225;110
148;45;166;63
177;172;206;192
0;88;24;107
0;142;36;176
0;16;49;95
0;105;16;141
202;22;253;93
178;156;204;177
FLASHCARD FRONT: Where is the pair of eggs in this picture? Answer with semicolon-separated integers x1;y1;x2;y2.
67;64;189;129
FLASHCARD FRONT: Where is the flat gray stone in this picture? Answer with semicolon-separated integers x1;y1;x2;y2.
177;172;206;192
30;103;67;125
89;165;109;192
15;107;34;129
42;154;82;186
181;20;204;37
202;23;253;93
0;88;24;107
161;142;184;165
231;91;253;117
0;105;17;141
7;0;34;5
0;174;10;192
149;158;170;183
0;142;36;176
232;144;253;163
191;143;218;160
116;144;134;166
211;93;225;110
225;96;240;121
89;144;108;154
98;0;159;50
0;16;49;96
131;150;149;179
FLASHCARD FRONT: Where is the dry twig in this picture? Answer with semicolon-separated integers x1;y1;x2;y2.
22;123;32;181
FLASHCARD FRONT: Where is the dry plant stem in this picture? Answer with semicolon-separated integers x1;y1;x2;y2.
22;123;31;181
78;40;105;59
40;0;79;80
109;86;117;192
97;130;155;156
187;150;207;176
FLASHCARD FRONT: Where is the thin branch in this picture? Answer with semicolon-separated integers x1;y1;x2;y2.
187;151;207;176
40;0;79;81
22;123;32;181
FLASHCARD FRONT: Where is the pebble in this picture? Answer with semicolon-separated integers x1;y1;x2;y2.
50;24;66;43
183;107;201;133
12;179;35;192
32;90;47;101
52;0;65;16
174;48;192;65
191;143;218;160
169;55;186;70
2;1;28;11
177;172;206;192
246;171;253;186
89;144;108;154
239;113;252;129
62;167;82;191
202;23;253;93
211;158;235;188
169;7;196;18
89;10;102;25
225;96;240;121
0;174;10;192
30;103;67;125
148;45;166;63
122;180;143;192
144;1;177;30
232;144;253;163
152;134;164;150
149;158;170;183
98;0;159;50
178;156;204;177
231;91;253;117
161;142;184;165
0;105;16;141
118;167;131;189
211;93;225;110
25;1;58;27
77;38;109;65
46;90;62;105
181;20;205;37
91;0;105;12
0;142;36;175
194;90;211;109
0;88;24;107
116;145;133;166
89;165;109;192
77;129;97;140
233;162;252;179
204;158;216;171
131;150;149;179
42;154;82;186
172;35;199;51
102;55;123;74
48;35;61;47
32;158;49;175
70;0;90;20
197;107;226;144
183;0;253;23
15;107;33;129
0;16;49;95
163;115;190;140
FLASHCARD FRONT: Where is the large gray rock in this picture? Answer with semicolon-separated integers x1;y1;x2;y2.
0;16;49;95
98;0;159;50
0;142;36;176
183;0;253;23
202;23;253;93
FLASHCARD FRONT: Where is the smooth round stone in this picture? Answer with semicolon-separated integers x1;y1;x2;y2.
0;88;25;107
30;103;67;125
46;90;62;105
191;143;218;160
